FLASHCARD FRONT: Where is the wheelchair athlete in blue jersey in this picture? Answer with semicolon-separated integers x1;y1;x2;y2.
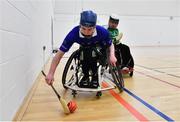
45;10;117;89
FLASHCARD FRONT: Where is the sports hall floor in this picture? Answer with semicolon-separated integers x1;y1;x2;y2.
14;46;180;121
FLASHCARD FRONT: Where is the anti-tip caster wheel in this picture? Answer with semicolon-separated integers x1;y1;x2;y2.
72;90;77;97
96;91;102;98
129;71;133;77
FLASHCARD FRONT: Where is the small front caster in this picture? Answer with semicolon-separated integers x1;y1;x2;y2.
96;91;102;98
129;71;133;77
72;90;77;97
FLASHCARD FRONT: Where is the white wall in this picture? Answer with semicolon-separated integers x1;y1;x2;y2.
0;42;2;120
0;0;54;120
0;7;2;118
53;0;180;47
53;14;79;49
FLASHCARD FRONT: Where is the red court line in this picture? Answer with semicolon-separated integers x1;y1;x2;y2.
102;83;149;122
136;70;180;89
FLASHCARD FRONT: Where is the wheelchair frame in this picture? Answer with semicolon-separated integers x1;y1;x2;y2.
62;49;124;97
115;44;134;77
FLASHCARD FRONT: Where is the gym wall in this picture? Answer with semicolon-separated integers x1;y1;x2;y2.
53;0;180;48
0;0;54;120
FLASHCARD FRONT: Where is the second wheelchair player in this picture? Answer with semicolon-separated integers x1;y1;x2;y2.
45;10;117;88
107;14;134;76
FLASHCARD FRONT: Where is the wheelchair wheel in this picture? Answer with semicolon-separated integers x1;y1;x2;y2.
96;91;102;98
62;49;80;89
109;64;124;92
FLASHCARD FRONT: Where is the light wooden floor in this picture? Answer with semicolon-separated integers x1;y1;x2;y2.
14;46;180;121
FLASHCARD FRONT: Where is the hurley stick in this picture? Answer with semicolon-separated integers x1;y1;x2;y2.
41;71;70;114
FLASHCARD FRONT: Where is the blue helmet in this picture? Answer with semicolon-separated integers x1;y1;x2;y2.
80;10;97;27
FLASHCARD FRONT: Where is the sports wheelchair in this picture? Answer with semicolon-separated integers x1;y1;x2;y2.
62;46;124;97
114;43;134;77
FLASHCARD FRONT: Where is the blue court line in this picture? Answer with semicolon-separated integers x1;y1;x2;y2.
124;88;174;122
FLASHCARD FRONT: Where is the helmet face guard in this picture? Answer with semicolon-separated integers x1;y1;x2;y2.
80;10;97;27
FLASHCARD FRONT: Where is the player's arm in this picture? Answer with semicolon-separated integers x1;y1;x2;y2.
45;50;65;85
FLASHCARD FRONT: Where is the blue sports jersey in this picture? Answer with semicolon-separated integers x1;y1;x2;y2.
59;25;112;52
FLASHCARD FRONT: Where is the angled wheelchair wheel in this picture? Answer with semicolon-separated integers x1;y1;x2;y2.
62;49;80;89
109;64;124;92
